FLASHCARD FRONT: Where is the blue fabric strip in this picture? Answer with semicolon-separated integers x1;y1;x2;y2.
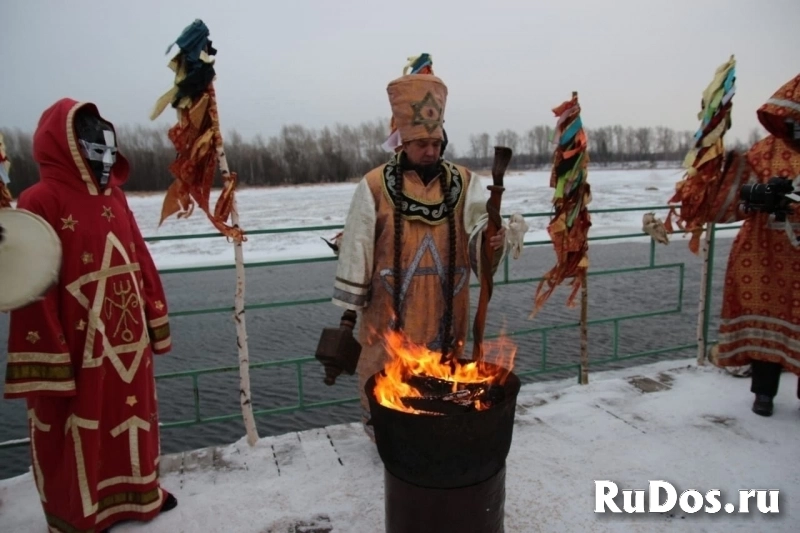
410;53;432;74
723;67;736;93
560;117;582;146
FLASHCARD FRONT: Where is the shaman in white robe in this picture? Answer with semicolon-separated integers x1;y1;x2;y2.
332;154;507;423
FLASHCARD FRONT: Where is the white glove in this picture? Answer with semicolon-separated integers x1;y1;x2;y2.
506;213;529;260
642;213;669;245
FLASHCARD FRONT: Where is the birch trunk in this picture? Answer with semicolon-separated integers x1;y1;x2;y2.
696;223;713;366
212;128;258;445
227;198;259;446
579;272;589;385
201;81;259;446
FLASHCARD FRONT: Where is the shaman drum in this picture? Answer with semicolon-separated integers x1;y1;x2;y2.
0;208;62;312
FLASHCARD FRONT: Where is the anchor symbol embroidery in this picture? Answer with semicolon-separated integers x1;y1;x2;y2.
104;280;140;343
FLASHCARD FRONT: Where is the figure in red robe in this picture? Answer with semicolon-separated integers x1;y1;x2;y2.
3;98;178;532
705;74;800;416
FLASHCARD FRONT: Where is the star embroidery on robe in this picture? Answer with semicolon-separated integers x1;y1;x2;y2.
65;232;147;384
61;215;78;231
410;91;443;134
125;395;138;407
81;252;94;265
76;319;87;331
101;206;115;222
26;331;41;344
154;300;165;311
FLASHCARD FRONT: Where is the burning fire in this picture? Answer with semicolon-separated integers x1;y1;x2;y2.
373;329;517;415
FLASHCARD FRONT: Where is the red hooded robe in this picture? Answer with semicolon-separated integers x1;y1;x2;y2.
706;75;800;375
3;98;174;532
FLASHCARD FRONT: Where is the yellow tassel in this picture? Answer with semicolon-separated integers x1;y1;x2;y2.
403;54;421;75
149;86;179;121
188;93;211;129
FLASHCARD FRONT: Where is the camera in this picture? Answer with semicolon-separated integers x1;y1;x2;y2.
739;177;800;222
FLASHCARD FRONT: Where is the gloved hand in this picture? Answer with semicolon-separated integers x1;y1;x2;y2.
315;309;362;385
506;213;529;259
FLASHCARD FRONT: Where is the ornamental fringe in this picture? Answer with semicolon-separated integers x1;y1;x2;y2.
150;22;244;242
530;92;592;318
665;55;736;254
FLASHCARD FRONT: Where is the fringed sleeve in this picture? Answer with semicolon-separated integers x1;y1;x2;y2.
464;169;507;278
332;178;377;310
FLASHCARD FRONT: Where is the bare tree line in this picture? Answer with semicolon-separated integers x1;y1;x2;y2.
459;125;760;168
0;121;762;194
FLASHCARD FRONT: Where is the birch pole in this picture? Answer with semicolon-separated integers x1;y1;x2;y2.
218;159;258;445
664;56;735;368
696;223;713;365
579;272;589;384
151;19;259;446
529;92;592;384
209;90;259;447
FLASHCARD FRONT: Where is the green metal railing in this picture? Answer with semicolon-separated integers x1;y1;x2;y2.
1;205;741;451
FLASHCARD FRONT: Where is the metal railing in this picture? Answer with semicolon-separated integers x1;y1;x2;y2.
1;205;739;451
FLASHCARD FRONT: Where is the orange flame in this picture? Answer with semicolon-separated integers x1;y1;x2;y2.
373;329;517;414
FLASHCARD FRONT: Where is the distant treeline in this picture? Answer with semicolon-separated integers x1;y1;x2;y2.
0;121;762;194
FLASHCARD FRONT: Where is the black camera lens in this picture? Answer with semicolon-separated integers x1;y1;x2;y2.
739;183;765;204
739;176;795;218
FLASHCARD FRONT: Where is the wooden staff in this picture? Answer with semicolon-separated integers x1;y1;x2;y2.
470;146;513;362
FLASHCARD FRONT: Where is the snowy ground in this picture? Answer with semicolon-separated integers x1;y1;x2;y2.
2;359;797;533
124;167;690;269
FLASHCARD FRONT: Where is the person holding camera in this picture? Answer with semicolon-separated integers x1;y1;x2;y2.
706;73;800;417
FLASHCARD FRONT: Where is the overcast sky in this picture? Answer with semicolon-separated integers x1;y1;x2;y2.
1;0;798;155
